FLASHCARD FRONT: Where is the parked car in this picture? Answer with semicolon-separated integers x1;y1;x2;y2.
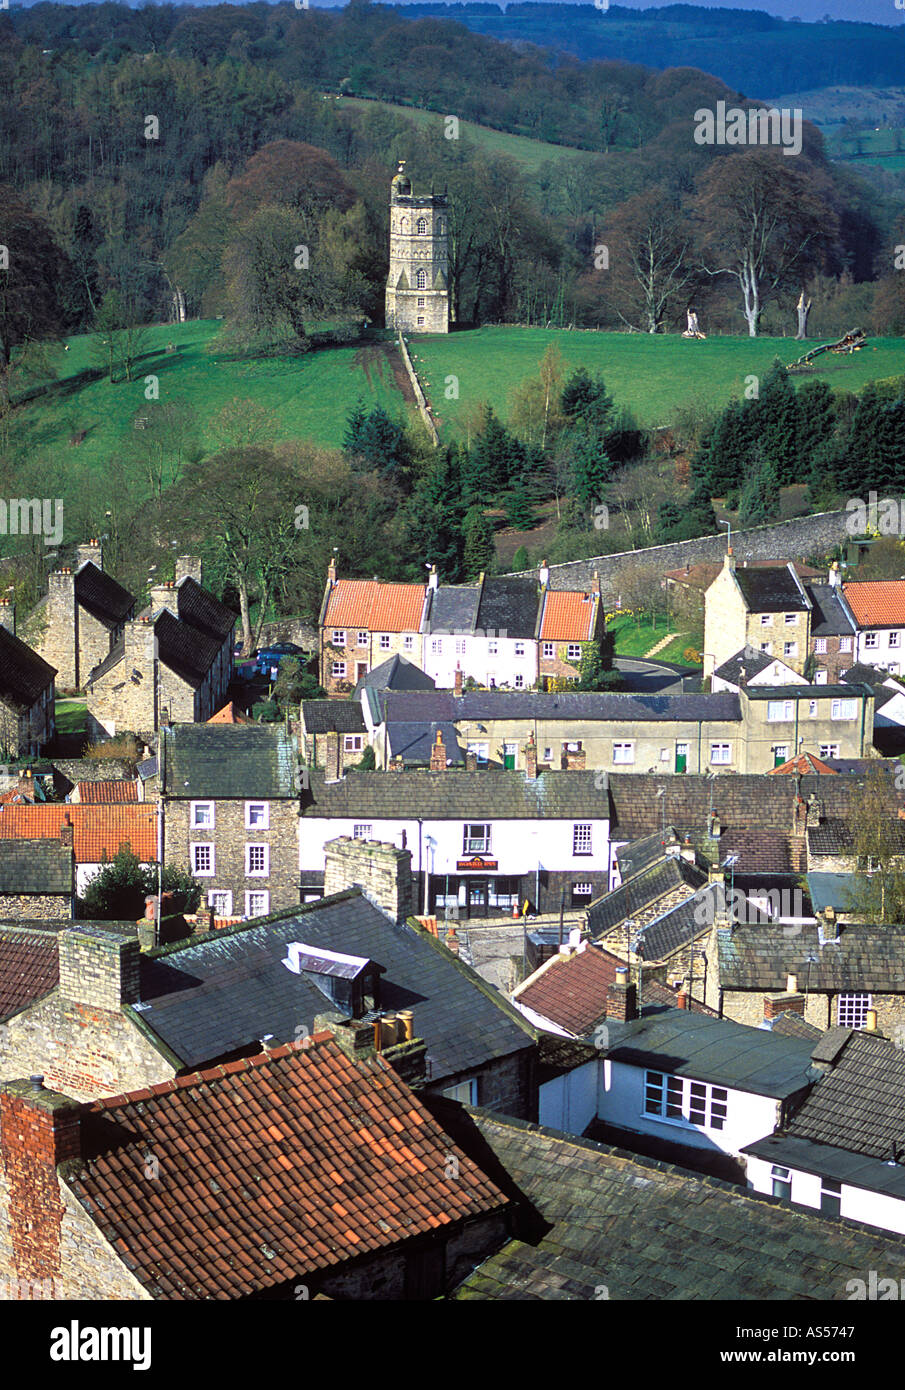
255;642;307;676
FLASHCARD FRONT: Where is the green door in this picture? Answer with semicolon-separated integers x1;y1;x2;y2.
503;742;517;770
675;743;688;774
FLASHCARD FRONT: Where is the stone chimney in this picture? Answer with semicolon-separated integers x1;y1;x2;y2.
175;555;202;586
524;734;537;779
149;578;177;613
75;539;103;572
764;974;805;1022
828;560;841;589
58;927;141;1012
327;557;337;587
606;965;638;1022
324;730;343;783
454;666;463;696
428;564;438;591
0;1077;82;1294
46;570;77;688
539;558;550;589
429;729;446;772
465;747;477;772
323;836;414;923
0;591;15;634
806;794;822;828
59;814;74;849
17;768;34;800
562;744;586;772
315;1010;428;1087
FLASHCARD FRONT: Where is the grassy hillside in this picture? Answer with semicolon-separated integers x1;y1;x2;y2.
11;322;905;501
411;327;905;433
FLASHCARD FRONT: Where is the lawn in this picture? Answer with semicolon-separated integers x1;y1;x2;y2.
411;327;905;433
608;615;702;665
55;698;87;736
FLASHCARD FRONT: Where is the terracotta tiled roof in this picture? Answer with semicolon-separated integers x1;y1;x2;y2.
513;942;621;1036
539;590;596;641
69;1035;508;1299
843;581;905;628
0;926;59;1020
207;703;247;724
75;779;140;803
0;804;156;863
769;752;838;775
324;580;426;633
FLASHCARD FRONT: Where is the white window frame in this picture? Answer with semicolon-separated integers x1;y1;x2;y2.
487;639;499;656
332;661;346;680
784;613;797;626
353;823;372;840
431;638;442;654
771;1165;792;1201
613;742;634;765
767;700;793;722
442;1078;477;1103
332;630;346;646
760;642;772;654
357;630;368;647
831;698;857;720
245;890;270;919
403;634;414;651
783;642;797;658
644;1070;728;1131
463;823;491;853
191;801;215;830
379;633;391;650
207;889;232;917
191;842;215;877
567;643;582;661
819;743;840;759
710;743;731;765
839;636;852;653
343;734;363;752
573;823;593;856
542;641;554;659
760;614;770;627
890;632;901;648
467;742;489;767
514;641;525;657
815;637;827;654
245;843;269;877
514;674;525;688
864;632;879;649
245;801;269;830
837;992;871;1029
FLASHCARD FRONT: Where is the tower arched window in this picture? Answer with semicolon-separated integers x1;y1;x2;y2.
416;269;427;289
416;218;427;235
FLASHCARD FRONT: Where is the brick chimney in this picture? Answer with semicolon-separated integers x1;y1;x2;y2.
0;1077;82;1295
764;974;805;1022
58;927;141;1012
59;814;73;849
17;768;34;800
454;666;463;696
175;555;202;586
524;734;537;779
430;729;446;771
606;965;638;1022
323;836;414;923
324;730;343;783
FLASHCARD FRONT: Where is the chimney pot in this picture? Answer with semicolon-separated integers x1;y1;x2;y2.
786;973;798;994
865;1009;879;1033
29;1074;44;1092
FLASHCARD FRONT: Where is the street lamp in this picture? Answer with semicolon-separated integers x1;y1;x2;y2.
718;518;732;556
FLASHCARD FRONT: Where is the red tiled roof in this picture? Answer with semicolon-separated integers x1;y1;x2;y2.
843;581;905;628
769;753;838;776
514;943;622;1036
0;928;59;1020
0;804;156;863
207;702;247;724
69;1036;507;1299
539;591;597;642
324;580;426;633
75;779;140;803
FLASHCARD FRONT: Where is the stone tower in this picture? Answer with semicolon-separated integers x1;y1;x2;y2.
385;161;449;334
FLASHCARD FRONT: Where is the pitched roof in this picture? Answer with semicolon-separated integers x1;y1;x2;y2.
74;562;134;628
733;565;809;613
353;654;435;696
162;724;298;800
155;609;221;687
769;752;838;775
538;590;597;641
513;942;622;1036
806;583;856;637
0;804;156;863
425;583;481;635
0;924;60;1020
475;577;540;640
300;701;366;735
67;1036;508;1299
843;580;905;628
448;1109;905;1300
0;839;72;895
299;768;610;820
174;576;236;642
74;779;140;803
137;889;534;1078
635;882;729;963
324;579;426;633
615;831;682;881
383;689;740;724
587;856;706;937
717;922;905;993
207;703;247;724
0;626;56;712
386;721;465;766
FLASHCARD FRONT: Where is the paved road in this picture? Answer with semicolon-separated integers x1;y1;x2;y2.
614;657;699;695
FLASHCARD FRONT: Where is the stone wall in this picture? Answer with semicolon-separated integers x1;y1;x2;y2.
514;510;852;603
323;836;414;922
164;798;301;918
0;895;70;922
431;1047;536;1122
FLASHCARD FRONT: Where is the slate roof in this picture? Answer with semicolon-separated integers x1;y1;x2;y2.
587;857;706;937
52;759;136;792
744;1030;905;1200
324;579;426;633
744;682;871;701
0;839;72;895
386;721;464;766
425;583;481;634
635;882;724;963
174;576;236;642
0;924;60;1020
615;831;681;881
767;1010;823;1040
66;1036;508;1299
383;689;740;724
538;590;597;642
843;580;905;628
299;768;610;820
841;662;892;689
719;828;803;874
603;1004;816;1098
162;724;298;800
712;645;776;685
717;921;905;993
353;654;435;696
74;562;134;628
806;872;865;913
476;577;540;640
447;1109;905;1300
733;564;809;613
300;701;366;735
513;943;622;1036
155;609;221;687
0;804;156;863
806;583;856;637
0;626;56;712
136;888;535;1079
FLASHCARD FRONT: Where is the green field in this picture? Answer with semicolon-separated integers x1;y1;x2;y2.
10;320;407;490
11;321;905;501
412;327;905;432
333;95;595;174
55;698;87;735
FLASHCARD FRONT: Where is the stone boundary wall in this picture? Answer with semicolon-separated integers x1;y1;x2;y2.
512;509;852;601
397;332;440;446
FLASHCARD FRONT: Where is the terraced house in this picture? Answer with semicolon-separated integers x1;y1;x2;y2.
318;560;428;695
24;540;134;692
0;624;56;759
161;722;302;920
